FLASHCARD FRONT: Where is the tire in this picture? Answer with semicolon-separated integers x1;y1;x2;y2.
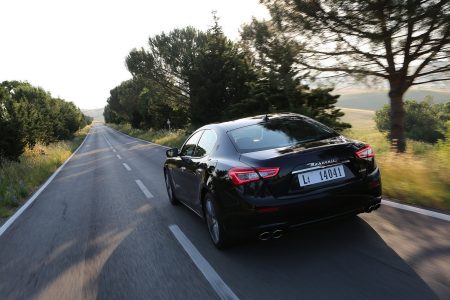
204;192;231;249
164;169;179;205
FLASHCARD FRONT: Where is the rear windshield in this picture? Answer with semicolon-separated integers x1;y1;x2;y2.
227;116;338;153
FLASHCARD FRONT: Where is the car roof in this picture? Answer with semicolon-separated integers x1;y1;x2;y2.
201;113;306;132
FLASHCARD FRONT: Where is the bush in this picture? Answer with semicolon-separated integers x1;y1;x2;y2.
375;99;449;143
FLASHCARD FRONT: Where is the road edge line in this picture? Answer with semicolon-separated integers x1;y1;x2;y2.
168;225;239;300
105;125;170;149
381;199;450;222
0;129;91;237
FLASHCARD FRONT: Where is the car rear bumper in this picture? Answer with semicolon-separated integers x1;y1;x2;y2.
221;169;382;237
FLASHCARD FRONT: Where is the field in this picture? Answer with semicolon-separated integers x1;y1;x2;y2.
335;89;450;110
0;126;91;220
340;108;450;211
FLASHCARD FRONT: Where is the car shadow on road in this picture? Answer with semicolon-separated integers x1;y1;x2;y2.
94;202;441;300
211;216;441;299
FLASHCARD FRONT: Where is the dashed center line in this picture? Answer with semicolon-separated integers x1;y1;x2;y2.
135;180;154;199
123;163;131;171
103;134;113;147
116;154;122;160
102;133;117;152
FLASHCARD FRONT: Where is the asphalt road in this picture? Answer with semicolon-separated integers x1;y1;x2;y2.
0;124;449;299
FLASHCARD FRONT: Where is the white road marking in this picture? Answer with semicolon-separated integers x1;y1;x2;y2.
103;134;113;147
382;199;450;222
169;225;239;300
0;129;92;237
123;163;131;171
135;180;154;199
116;154;122;160
103;133;117;152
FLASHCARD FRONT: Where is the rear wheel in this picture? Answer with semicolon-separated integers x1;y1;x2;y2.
204;193;231;249
164;169;179;205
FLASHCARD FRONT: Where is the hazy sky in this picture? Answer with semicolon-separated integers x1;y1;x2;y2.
0;0;269;109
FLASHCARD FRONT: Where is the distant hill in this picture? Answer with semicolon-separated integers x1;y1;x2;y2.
82;108;104;122
335;89;450;111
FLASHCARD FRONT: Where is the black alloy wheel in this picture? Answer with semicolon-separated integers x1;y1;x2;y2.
204;193;230;249
164;169;178;205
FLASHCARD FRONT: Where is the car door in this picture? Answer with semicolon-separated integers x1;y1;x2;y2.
183;130;218;211
171;130;203;203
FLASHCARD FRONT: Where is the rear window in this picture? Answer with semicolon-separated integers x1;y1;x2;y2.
227;116;338;153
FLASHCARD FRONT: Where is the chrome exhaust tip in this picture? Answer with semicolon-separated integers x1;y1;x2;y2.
258;232;271;241
272;229;284;239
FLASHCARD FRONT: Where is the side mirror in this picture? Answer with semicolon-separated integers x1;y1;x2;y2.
166;148;179;158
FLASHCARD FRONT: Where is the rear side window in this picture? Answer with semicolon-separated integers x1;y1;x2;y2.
180;130;203;156
227;116;338;153
194;130;217;157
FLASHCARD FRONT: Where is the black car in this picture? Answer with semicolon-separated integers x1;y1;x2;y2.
164;113;382;248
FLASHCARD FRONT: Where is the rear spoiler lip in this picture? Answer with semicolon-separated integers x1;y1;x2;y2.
238;141;353;160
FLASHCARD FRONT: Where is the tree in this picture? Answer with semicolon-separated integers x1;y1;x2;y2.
124;21;256;127
239;18;350;130
375;99;449;143
189;16;256;125
262;0;450;151
103;104;123;124
126;27;207;111
0;86;24;162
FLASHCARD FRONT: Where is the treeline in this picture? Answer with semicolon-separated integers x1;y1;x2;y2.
104;17;351;131
0;81;92;162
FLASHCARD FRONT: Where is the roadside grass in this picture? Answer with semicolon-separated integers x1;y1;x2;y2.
0;126;91;219
108;123;189;148
341;108;450;211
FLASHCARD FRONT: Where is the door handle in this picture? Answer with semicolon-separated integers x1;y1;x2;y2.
181;166;186;171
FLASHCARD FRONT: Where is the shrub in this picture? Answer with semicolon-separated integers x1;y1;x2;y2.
374;99;449;143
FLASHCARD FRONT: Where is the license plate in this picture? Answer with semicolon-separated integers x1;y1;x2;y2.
298;165;345;187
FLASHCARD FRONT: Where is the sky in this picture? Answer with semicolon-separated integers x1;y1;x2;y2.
0;0;269;109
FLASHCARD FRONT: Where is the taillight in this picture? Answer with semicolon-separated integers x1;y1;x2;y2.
355;144;375;159
228;167;280;186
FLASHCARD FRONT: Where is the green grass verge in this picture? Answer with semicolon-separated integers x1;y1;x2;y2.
0;126;91;219
341;108;450;211
108;123;189;148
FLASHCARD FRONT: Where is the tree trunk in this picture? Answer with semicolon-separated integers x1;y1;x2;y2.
388;91;406;152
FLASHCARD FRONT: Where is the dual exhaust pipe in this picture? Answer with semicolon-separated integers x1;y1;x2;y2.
366;203;381;213
259;203;381;240
258;229;284;241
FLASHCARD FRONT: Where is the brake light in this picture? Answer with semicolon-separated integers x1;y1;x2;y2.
355;144;375;159
257;207;280;213
228;167;280;186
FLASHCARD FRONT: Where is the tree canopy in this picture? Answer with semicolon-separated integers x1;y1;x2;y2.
105;18;350;131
